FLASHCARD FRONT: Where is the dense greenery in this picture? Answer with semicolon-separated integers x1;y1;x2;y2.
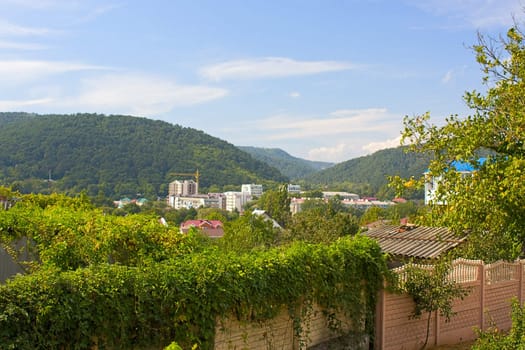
304;146;431;198
0;191;390;349
286;198;360;243
472;298;525;350
238;146;333;179
396;25;525;262
0;112;287;198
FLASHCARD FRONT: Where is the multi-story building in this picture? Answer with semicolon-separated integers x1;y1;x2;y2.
241;184;263;198
322;191;359;200
169;180;198;197
424;158;485;205
224;191;252;212
287;184;301;194
169;194;223;210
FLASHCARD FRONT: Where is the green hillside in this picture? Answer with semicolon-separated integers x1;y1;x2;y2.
0;112;287;197
303;146;431;197
238;146;333;180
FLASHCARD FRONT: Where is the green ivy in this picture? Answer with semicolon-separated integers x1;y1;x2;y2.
0;236;389;349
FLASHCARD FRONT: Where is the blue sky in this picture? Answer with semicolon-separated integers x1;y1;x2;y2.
0;0;523;163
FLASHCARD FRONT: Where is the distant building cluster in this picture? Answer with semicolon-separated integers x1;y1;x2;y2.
290;191;397;215
165;180;268;213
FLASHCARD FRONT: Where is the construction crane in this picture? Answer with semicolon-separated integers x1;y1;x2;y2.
169;170;200;187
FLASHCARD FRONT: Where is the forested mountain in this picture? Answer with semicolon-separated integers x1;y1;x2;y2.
303;146;432;197
0;112;287;197
238;146;333;180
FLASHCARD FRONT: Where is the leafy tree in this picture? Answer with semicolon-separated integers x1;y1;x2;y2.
287;200;359;243
360;206;386;226
220;212;280;252
396;25;525;262
257;185;291;227
402;261;470;350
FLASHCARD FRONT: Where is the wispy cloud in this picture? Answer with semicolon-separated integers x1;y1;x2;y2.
0;40;48;50
59;73;229;116
362;136;402;154
0;0;67;9
409;0;524;28
200;57;356;81
441;69;453;83
308;143;349;162
289;91;301;98
0;19;58;36
255;108;398;140
0;98;54;110
0;60;108;83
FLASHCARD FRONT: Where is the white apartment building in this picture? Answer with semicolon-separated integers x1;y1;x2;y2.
287;184;301;194
224;191;252;212
168;194;223;210
241;184;263;198
169;180;198;197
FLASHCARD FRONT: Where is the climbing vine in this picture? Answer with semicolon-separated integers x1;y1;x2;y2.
0;192;391;349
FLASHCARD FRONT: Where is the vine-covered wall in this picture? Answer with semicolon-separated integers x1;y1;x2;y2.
0;236;389;349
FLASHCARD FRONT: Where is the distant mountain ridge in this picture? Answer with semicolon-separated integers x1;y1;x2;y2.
238;146;334;180
0;112;288;197
303;146;432;197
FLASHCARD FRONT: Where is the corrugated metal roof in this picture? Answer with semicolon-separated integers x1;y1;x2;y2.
364;225;465;259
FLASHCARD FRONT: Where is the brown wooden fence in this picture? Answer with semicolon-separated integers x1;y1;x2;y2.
374;258;525;350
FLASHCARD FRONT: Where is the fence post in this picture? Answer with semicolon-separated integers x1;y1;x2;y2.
435;309;440;347
480;262;485;331
519;260;524;304
375;288;385;350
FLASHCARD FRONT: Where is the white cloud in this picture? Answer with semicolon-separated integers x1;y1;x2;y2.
254;108;398;140
362;136;402;155
0;0;66;9
441;70;453;83
0;40;47;50
409;0;523;28
308;143;350;163
0;19;58;36
0;60;107;83
200;57;356;81
0;97;54;110
289;91;301;98
60;74;229;115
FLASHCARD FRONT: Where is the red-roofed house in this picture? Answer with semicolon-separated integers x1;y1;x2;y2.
180;220;224;238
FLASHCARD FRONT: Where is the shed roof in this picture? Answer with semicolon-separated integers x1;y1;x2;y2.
365;225;465;259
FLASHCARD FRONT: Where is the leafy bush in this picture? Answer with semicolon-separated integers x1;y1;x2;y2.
472;298;525;350
0;236;389;349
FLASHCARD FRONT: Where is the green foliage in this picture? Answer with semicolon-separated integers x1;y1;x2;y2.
472;298;525;350
287;199;360;243
0;194;206;270
221;212;280;252
257;185;291;227
304;146;431;198
402;261;470;350
398;25;525;262
0;113;287;198
0;192;391;349
239;146;334;179
0;236;390;350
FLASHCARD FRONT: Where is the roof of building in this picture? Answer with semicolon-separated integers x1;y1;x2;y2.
180;220;223;229
365;224;465;259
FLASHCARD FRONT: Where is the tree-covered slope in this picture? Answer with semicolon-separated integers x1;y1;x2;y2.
238;146;333;180
303;146;431;196
0;112;287;197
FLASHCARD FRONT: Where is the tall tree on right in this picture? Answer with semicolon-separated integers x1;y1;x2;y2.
398;25;525;262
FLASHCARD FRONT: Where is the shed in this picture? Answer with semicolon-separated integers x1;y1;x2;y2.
365;224;465;261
